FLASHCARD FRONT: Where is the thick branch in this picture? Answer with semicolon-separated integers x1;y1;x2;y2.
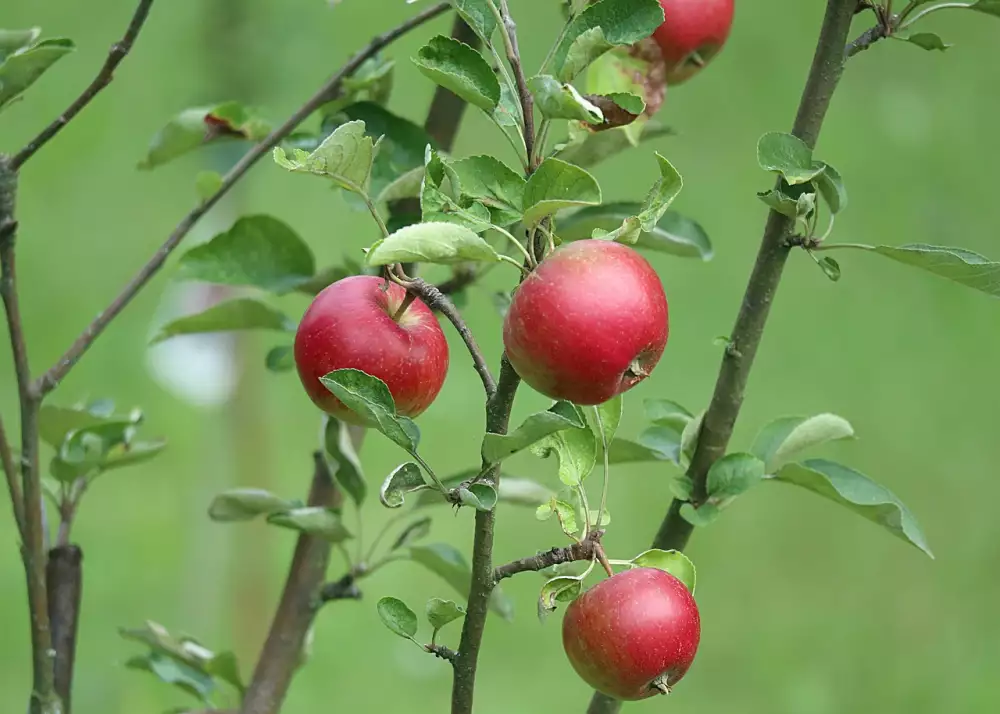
47;545;83;714
403;277;497;398
494;531;602;582
241;453;340;714
589;1;861;710
11;0;156;170
31;1;452;399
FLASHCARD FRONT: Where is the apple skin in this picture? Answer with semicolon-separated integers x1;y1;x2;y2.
562;568;701;700
502;240;668;405
294;275;449;424
653;0;735;85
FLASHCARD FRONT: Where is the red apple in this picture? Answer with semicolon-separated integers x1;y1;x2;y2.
653;0;735;85
502;240;668;405
294;275;449;424
562;568;701;700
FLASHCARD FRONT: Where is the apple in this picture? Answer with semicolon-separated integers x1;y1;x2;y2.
653;0;735;85
502;239;668;405
294;275;449;424
562;568;701;700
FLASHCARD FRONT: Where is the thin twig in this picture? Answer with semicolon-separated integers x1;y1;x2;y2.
425;643;458;663
11;0;157;170
47;545;83;714
31;1;452;399
0;414;25;536
495;0;536;164
845;21;891;58
587;1;862;711
494;531;603;582
319;571;362;602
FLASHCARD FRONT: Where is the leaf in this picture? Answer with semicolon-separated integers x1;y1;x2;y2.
772;459;933;558
39;404;138;450
482;401;587;463
630;549;696;593
605;437;671;464
639;424;685;465
538;575;583;620
417;473;553;508
593;395;623;445
896;32;952;51
970;0;1000;16
412;35;500;111
100;439;168;472
536;498;580;538
379;462;428;508
265;345;294;372
670;475;694;501
679;411;705;467
341;102;436;199
273;120;377;192
560;204;712;260
409;543;514;620
816;255;841;282
644;398;694;427
679;502;720;527
390;516;432;551
756;132;825;185
126;653;214;702
0;37;75;110
204;651;244;694
705;453;766;505
555;119;675;168
522;158;602;226
366;221;500;267
376;165;425;204
550;0;665;80
319;369;419;452
636;153;683;233
868;244;1000;298
446;155;526;226
139;101;269;170
752;414;855;473
528;75;603;124
458;483;498;512
0;29;42;61
426;598;466;632
452;0;497;40
815;163;848;214
176;215;315;293
531;426;598;487
376;597;418;640
195;171;223;202
266;507;352;542
324;416;366;507
150;298;294;344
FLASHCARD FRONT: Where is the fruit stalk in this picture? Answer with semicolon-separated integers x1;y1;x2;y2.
588;0;867;710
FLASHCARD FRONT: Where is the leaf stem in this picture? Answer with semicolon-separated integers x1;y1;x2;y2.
812;242;876;251
487;0;536;162
904;2;970;25
593;407;610;537
359;189;390;238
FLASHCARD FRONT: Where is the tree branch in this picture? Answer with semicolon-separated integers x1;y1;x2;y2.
494;531;602;582
47;545;83;714
318;571;362;602
241;452;340;714
0;413;24;536
588;0;862;710
401;277;497;398
11;0;156;170
31;1;452;399
496;0;536;163
845;19;892;58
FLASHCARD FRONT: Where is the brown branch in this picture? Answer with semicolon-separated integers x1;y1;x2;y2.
47;545;83;714
31;0;452;399
241;452;340;714
0;414;24;536
845;20;892;58
425;643;458;663
401;277;497;398
318;572;362;602
494;531;602;582
588;0;862;711
11;0;156;170
497;0;535;163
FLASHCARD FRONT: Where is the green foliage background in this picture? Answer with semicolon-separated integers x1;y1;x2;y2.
2;1;999;712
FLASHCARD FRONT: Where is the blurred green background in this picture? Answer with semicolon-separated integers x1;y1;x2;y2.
2;1;999;712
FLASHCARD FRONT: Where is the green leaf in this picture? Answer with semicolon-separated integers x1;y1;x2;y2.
593;395;623;445
413;35;500;112
522;158;602;226
554;119;675;168
390;516;432;551
319;369;419;452
265;345;294;372
376;596;418;640
970;0;1000;16
195;171;224;202
126;653;214;702
634;153;684;232
531;426;598;487
679;502;720;527
379;462;428;508
0;37;75;110
670;475;694;501
605;437;671;464
772;459;933;558
529;75;604;124
446;155;526;227
0;29;42;61
482;401;587;463
139;101;270;170
896;31;952;51
639;424;685;465
409;543;514;620
324;416;366;507
536;498;580;538
417;472;553;508
752;414;855;473
816;255;842;282
452;0;497;42
266;507;352;542
644;398;694;427
756;132;825;185
150;298;294;344
366;221;500;267
176;215;315;293
815;163;848;214
39;404;138;450
868;244;1000;298
341;102;436;199
538;575;583;620
458;483;498;512
560;204;712;260
679;410;704;467
630;549;696;593
426;598;466;632
100;439;168;472
550;0;665;80
273;120;378;192
337;55;395;107
376;165;425;204
204;651;244;694
705;453;766;506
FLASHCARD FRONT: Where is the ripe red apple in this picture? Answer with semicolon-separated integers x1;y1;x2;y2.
294;275;449;424
562;568;701;700
653;0;735;85
502;239;668;405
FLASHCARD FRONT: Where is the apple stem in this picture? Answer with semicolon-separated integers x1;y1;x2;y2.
688;50;706;69
593;542;614;578
392;291;417;322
